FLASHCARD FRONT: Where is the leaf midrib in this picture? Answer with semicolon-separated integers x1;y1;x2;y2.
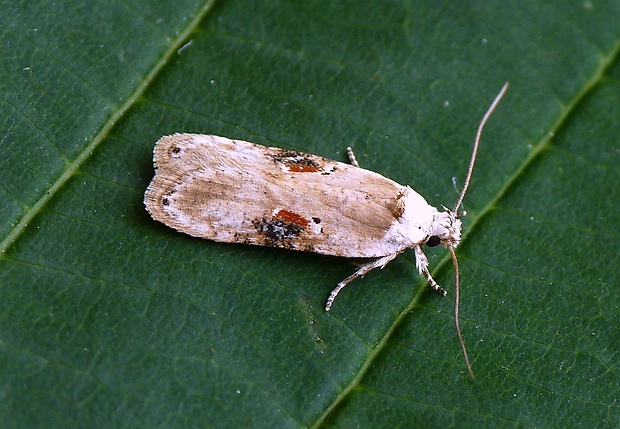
310;37;620;429
0;0;217;256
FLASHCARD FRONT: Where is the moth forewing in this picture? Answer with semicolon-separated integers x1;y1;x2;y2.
145;133;426;258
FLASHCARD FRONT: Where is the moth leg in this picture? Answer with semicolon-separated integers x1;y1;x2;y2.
414;245;447;296
325;252;401;311
346;147;360;167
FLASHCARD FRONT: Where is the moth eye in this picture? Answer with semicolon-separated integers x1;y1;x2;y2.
426;236;441;247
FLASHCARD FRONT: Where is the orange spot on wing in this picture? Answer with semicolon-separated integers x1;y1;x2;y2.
287;164;321;172
275;210;310;228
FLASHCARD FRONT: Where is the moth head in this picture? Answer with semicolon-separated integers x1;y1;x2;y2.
425;208;461;249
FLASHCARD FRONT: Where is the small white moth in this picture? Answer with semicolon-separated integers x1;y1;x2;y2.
144;83;509;378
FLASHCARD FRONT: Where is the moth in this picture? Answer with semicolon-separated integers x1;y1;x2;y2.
144;83;509;378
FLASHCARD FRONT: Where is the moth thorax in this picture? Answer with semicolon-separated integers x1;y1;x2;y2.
430;210;462;247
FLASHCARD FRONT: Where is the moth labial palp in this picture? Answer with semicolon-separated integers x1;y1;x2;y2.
143;82;509;379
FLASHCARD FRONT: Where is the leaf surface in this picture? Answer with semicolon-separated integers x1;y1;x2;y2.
1;1;619;427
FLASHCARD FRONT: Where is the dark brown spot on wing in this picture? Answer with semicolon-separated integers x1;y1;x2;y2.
252;216;306;249
270;149;325;173
391;190;406;219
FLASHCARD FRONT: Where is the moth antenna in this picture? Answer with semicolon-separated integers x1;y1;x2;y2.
448;244;475;379
453;82;509;213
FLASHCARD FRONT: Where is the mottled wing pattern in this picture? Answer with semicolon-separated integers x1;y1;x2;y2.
144;134;410;257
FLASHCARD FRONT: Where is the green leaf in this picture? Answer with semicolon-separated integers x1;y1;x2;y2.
1;1;619;427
